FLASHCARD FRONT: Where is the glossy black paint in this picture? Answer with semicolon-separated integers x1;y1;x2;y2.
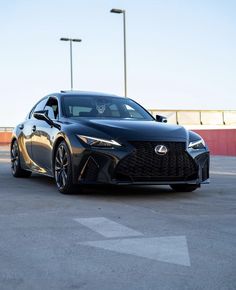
11;91;210;188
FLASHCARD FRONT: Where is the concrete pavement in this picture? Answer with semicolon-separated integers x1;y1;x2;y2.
0;145;235;290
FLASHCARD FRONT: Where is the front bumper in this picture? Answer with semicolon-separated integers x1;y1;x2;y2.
72;141;210;186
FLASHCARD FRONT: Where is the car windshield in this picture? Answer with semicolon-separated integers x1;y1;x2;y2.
61;95;154;120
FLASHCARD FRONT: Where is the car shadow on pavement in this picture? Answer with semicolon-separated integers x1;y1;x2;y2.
78;184;198;201
28;174;198;200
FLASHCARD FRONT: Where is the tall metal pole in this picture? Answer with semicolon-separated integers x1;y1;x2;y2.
123;11;127;97
110;8;128;97
60;37;81;91
69;40;73;90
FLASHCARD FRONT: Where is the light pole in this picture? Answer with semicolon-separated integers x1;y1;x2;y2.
110;8;127;97
60;37;82;90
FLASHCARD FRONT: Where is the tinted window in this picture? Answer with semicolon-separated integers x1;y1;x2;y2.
44;97;59;119
61;95;154;120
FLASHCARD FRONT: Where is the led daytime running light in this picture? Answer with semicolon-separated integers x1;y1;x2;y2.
78;135;121;147
189;138;205;148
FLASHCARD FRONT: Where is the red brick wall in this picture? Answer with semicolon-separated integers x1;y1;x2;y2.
1;130;236;156
0;132;12;145
193;129;236;156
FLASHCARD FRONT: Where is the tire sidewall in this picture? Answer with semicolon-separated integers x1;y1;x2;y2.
54;141;74;194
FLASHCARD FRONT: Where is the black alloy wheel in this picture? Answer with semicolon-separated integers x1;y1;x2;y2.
11;140;32;177
170;184;200;192
54;141;76;194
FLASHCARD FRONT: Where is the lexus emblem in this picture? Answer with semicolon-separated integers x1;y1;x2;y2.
154;145;168;155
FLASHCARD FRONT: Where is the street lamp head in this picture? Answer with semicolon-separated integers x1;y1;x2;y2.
110;8;124;14
72;39;82;42
60;37;82;42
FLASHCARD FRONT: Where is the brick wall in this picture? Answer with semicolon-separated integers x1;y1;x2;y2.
193;129;236;156
1;129;236;156
0;132;12;145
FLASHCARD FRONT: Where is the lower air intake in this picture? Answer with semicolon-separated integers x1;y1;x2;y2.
115;141;198;182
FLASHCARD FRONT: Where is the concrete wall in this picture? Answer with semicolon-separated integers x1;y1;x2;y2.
151;110;236;126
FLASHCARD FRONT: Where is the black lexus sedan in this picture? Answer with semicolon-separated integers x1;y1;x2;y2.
11;91;209;194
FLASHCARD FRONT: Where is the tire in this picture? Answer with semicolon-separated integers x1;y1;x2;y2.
11;140;32;178
54;141;77;194
170;184;200;192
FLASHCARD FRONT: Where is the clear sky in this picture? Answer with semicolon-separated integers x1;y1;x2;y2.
0;0;236;126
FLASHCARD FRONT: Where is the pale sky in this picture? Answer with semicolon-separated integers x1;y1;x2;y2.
0;0;236;126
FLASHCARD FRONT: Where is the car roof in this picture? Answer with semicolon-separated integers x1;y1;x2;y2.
57;90;123;98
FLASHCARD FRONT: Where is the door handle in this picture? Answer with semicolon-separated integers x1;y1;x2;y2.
32;125;36;132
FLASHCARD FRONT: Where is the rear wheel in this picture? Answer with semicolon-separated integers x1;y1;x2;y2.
170;184;200;192
11;140;32;178
54;141;77;194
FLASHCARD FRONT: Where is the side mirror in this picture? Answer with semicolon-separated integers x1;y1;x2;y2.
33;110;54;126
156;114;167;123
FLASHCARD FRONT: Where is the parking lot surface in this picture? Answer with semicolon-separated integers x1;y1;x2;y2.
0;145;235;290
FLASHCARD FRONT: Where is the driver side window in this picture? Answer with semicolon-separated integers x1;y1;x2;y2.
44;97;59;120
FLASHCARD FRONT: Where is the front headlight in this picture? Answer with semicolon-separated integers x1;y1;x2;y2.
188;138;205;149
78;135;122;148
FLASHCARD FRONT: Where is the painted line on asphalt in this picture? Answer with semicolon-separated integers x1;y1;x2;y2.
75;217;191;266
210;171;236;176
74;217;143;238
79;235;191;267
0;158;9;163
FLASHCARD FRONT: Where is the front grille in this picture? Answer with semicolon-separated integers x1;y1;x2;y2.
115;141;198;182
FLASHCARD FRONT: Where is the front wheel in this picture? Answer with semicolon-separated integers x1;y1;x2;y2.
54;141;77;194
170;184;200;192
11;140;32;178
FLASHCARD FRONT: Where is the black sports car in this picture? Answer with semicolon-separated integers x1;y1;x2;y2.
11;91;209;194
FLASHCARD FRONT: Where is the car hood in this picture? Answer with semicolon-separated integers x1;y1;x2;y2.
69;119;189;142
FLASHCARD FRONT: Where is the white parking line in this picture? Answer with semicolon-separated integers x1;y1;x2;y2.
74;217;143;238
0;158;9;163
210;171;236;176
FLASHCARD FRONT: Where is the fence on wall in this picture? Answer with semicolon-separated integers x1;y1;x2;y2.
0;127;14;132
149;110;236;126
